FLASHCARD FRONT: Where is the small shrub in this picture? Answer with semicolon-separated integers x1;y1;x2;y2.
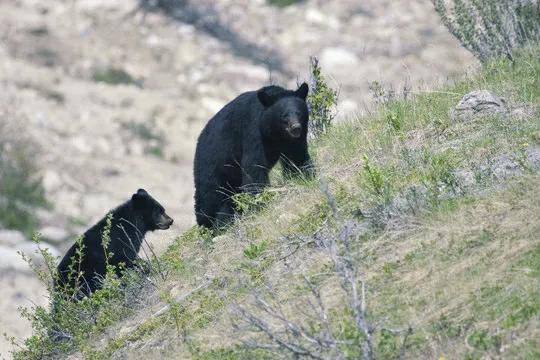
232;189;276;214
267;0;303;7
243;241;268;260
421;150;459;202
307;56;338;138
432;0;540;62
92;67;141;87
376;329;400;358
361;155;393;204
466;329;500;351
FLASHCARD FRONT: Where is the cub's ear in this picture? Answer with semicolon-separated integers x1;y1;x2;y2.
136;188;148;196
295;82;309;100
132;188;148;203
257;88;274;108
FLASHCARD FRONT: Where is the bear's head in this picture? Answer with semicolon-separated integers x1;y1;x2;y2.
132;189;174;231
257;83;309;141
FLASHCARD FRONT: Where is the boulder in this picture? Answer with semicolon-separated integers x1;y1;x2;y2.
0;245;30;272
0;230;27;247
320;47;360;74
451;90;508;122
38;226;69;245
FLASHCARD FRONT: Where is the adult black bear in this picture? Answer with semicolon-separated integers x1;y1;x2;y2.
194;83;314;228
56;189;173;300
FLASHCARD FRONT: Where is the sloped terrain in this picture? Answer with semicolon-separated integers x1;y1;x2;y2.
0;1;475;356
11;45;539;359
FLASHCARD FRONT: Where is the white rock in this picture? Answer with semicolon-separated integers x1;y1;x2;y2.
305;8;340;29
0;230;27;247
451;90;508;122
320;47;360;73
17;242;61;265
146;34;163;47
0;245;29;272
71;136;93;154
305;8;326;24
42;169;62;192
38;226;69;244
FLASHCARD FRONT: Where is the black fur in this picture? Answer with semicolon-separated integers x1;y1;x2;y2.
55;189;173;299
193;83;314;228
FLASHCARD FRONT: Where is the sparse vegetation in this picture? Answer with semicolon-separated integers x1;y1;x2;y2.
0;106;48;234
232;189;277;214
267;0;304;7
120;108;167;158
432;0;540;62
92;67;141;87
307;56;339;138
10;216;160;360
13;44;540;359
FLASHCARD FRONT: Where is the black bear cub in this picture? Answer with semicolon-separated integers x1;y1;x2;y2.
194;83;314;228
56;189;173;300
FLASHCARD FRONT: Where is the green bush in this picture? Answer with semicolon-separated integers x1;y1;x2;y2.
307;56;339;138
432;0;540;62
243;241;268;260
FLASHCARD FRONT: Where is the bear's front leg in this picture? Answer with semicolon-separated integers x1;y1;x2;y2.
280;140;316;179
240;151;270;195
215;201;235;228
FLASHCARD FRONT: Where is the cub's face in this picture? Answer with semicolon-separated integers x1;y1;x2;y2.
132;189;174;231
257;83;309;141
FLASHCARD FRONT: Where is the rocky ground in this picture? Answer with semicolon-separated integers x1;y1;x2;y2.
0;0;473;358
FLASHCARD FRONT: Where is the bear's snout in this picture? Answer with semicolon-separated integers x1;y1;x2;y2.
286;122;302;138
157;213;174;229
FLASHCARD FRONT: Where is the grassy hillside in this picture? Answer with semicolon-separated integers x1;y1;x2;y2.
13;47;539;359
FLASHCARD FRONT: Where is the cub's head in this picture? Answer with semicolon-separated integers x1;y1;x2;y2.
257;83;309;141
132;189;174;231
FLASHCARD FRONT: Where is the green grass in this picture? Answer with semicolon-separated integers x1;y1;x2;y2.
13;48;540;359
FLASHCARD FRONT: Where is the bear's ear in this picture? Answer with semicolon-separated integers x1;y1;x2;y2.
257;88;274;108
132;189;148;203
295;82;309;100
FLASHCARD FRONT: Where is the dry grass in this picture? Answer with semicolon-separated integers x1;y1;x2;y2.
13;48;539;359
